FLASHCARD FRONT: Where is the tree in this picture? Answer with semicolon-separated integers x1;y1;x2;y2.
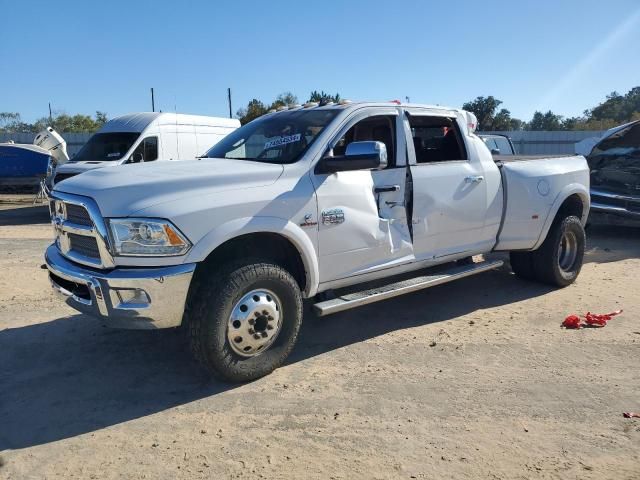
270;92;298;109
308;90;341;104
528;111;563;131
509;118;524;131
492;108;514;131
0;112;22;131
462;96;501;131
236;99;268;125
95;111;108;127
0;111;107;133
462;96;523;131
587;87;640;124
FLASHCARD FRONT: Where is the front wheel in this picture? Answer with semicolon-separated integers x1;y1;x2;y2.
187;260;303;382
532;215;585;287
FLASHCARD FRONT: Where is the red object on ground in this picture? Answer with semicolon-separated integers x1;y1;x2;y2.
584;310;623;327
623;412;640;418
562;310;622;329
562;315;582;329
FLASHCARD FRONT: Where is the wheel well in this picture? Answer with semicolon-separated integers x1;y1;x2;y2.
195;233;307;291
556;193;585;221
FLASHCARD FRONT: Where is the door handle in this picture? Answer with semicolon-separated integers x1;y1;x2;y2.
374;185;400;193
465;175;484;184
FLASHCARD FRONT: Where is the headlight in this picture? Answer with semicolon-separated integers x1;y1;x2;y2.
108;218;191;256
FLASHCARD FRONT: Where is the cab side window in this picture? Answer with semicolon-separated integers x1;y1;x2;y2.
408;116;467;163
132;136;158;162
333;115;396;167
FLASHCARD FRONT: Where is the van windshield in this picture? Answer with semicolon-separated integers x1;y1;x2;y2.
71;132;140;162
203;109;340;164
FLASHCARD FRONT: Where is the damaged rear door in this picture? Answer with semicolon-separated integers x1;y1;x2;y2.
312;107;414;282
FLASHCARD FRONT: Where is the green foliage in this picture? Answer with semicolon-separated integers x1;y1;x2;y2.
236;99;268;125
0;111;108;133
270;92;299;110
308;90;341;104
528;111;563;131
236;90;340;125
462;96;523;131
464;86;640;131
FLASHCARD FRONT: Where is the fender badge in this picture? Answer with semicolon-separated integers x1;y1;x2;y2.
321;208;345;225
300;213;318;227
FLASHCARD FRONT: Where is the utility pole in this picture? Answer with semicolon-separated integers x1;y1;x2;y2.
151;88;155;112
227;88;233;119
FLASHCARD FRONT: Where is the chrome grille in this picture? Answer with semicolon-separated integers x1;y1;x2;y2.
49;192;114;269
65;204;93;226
68;233;100;259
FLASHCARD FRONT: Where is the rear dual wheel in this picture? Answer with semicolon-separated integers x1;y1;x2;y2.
510;215;585;287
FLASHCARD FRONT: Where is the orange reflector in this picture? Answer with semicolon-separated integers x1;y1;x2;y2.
163;225;183;245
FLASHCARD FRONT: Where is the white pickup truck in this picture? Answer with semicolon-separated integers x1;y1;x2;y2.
45;102;590;381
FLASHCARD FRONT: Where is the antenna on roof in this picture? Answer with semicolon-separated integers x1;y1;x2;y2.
227;88;233;119
151;88;155;112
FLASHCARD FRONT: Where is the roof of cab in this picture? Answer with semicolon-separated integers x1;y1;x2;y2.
263;101;461;116
98;112;240;133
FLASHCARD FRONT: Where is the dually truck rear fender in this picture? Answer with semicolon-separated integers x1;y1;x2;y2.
184;216;321;298
494;156;590;251
530;183;590;251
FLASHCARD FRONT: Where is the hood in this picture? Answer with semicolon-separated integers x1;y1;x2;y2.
57;161;119;174
588;120;640;196
54;159;284;216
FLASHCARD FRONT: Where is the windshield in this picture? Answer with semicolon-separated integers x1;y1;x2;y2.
71;132;140;162
204;109;340;164
591;122;640;158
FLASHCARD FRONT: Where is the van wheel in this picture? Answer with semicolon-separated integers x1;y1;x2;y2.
509;251;536;280
532;216;585;287
187;260;303;382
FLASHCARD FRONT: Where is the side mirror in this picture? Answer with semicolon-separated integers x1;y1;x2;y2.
490;148;500;155
318;141;388;174
131;152;144;163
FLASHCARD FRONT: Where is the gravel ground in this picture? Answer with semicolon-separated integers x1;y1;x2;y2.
0;196;639;479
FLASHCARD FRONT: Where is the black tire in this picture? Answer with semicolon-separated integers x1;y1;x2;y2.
531;215;585;287
509;251;536;280
186;260;303;382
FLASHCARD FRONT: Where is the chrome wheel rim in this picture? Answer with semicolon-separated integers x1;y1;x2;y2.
227;289;282;357
558;230;578;272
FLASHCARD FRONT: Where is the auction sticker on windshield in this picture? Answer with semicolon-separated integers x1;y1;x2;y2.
264;133;301;149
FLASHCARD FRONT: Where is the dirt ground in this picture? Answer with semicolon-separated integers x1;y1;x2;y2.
1;195;639;480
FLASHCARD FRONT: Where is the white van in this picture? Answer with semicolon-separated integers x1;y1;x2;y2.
53;112;240;184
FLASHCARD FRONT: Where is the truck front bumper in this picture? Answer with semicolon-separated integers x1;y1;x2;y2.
45;244;196;329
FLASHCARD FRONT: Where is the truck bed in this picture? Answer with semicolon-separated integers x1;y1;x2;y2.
494;153;589;251
495;154;582;162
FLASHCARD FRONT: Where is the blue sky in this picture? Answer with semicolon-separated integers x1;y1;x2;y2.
1;0;639;123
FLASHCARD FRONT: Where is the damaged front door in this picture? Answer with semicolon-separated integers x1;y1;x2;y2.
312;109;414;283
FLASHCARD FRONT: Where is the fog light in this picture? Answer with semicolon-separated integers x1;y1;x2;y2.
114;288;150;307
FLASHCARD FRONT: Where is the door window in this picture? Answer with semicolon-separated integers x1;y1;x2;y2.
332;115;396;167
132;136;158;162
483;137;498;152
408;116;467;163
493;137;514;155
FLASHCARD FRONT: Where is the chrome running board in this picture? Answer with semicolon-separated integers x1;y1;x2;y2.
313;260;504;316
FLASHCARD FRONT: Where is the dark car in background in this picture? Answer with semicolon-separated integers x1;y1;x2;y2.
588;120;640;223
